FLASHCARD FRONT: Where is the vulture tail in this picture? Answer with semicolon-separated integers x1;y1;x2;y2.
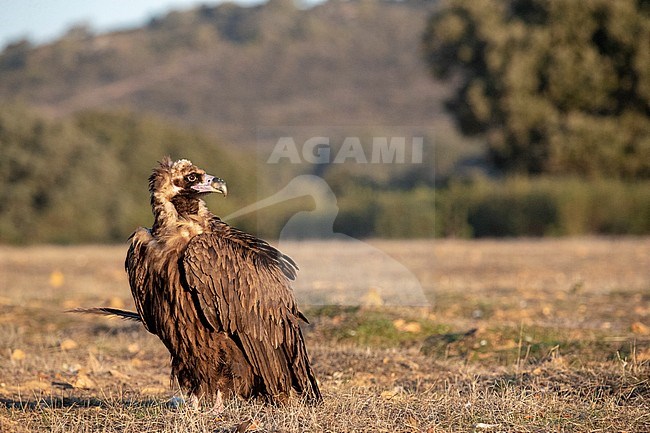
68;307;142;322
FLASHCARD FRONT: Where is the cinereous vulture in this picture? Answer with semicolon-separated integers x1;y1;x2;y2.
76;157;321;406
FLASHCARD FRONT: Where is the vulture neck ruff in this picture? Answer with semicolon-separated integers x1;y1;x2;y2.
149;158;212;238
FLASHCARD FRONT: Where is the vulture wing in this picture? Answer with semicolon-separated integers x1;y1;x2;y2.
125;227;159;334
181;221;321;401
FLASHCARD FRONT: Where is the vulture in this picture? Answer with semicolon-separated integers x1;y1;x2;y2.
77;157;321;406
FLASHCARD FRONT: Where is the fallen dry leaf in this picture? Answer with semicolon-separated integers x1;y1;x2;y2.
380;386;404;400
73;373;95;389
475;423;500;429
235;419;262;432
109;369;129;380
49;270;64;288
393;319;422;333
10;349;26;361
362;287;384;307
631;322;650;335
402;321;422;333
60;339;78;351
636;347;650;362
109;296;125;308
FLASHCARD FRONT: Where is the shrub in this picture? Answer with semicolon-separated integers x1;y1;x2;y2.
438;176;650;238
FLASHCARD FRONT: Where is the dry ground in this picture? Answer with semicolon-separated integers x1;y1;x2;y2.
0;238;649;432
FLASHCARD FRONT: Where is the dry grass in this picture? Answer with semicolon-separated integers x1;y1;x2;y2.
0;238;649;432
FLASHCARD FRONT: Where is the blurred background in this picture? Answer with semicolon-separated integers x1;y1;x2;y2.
0;0;648;244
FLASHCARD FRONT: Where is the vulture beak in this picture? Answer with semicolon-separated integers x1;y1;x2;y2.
192;175;228;197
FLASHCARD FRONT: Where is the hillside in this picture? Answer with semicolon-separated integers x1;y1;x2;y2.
0;107;260;243
0;0;450;147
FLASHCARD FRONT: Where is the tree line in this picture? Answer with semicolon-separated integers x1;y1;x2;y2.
1;0;649;243
423;0;649;178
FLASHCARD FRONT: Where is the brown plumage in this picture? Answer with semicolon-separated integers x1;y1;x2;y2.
78;157;321;405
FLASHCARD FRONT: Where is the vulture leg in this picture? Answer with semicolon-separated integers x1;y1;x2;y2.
211;390;225;414
169;392;225;414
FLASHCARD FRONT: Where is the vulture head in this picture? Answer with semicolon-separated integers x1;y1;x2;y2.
149;156;227;216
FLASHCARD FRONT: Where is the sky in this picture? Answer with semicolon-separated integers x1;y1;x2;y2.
0;0;298;49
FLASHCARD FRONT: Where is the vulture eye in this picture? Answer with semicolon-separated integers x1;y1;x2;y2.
186;174;198;183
